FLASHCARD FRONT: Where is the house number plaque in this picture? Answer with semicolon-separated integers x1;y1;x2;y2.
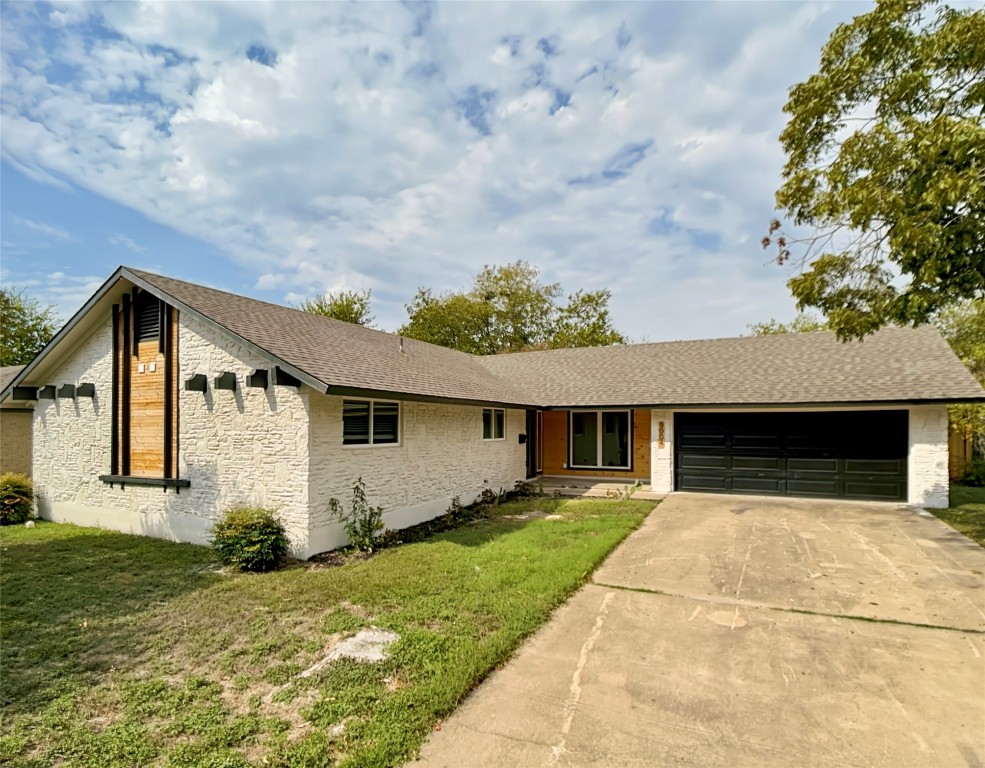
658;421;665;449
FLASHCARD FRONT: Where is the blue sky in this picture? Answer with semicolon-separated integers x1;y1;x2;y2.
1;1;865;340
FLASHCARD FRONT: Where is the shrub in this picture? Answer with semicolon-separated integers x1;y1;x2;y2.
329;478;385;552
0;473;33;525
960;458;985;488
210;507;289;572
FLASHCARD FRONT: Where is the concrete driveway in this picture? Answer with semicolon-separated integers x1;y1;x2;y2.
414;493;985;768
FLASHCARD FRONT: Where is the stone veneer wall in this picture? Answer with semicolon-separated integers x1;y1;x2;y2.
907;405;949;508
649;409;673;494
307;394;527;555
32;313;312;554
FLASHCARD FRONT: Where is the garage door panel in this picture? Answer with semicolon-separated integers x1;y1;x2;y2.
675;411;907;502
732;477;786;494
787;457;838;472
787;478;841;497
844;459;906;476
678;453;729;470
732;434;781;451
732;455;783;471
679;432;727;449
843;480;905;501
678;473;730;491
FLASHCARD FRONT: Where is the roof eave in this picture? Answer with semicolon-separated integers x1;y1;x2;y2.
540;397;985;410
0;266;331;403
324;384;536;410
122;268;329;395
0;266;129;403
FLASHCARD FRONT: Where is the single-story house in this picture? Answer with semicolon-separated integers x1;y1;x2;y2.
2;266;982;557
0;365;31;476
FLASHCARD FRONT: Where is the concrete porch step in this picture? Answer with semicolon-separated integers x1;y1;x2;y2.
534;476;662;501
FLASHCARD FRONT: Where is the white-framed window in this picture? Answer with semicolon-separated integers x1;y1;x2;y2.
569;410;631;469
343;399;400;446
483;408;506;440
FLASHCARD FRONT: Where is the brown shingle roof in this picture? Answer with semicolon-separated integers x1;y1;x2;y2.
129;268;984;407
129;269;532;406
476;327;985;406
0;366;24;392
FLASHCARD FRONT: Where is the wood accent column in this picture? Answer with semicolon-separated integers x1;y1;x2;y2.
163;305;177;479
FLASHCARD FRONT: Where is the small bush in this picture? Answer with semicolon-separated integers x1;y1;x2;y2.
0;473;33;525
329;478;385;552
960;459;985;488
210;507;289;572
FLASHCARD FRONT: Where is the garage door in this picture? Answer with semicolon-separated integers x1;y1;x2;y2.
675;411;908;501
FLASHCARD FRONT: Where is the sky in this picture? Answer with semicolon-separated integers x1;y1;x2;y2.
0;0;868;341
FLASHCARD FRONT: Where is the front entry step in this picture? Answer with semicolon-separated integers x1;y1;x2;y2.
535;477;661;501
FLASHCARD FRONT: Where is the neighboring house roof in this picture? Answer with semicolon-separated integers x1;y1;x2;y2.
0;366;25;392
477;328;985;407
1;266;982;408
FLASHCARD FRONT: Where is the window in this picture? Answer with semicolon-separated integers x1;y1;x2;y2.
343;399;399;445
483;408;505;440
569;410;630;468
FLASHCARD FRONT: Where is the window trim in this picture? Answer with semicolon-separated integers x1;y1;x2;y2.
482;408;506;441
568;409;632;470
342;398;401;448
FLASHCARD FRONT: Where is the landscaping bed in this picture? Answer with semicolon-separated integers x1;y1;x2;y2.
0;496;655;767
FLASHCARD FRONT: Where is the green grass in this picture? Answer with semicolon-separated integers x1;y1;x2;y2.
0;497;654;767
931;485;985;547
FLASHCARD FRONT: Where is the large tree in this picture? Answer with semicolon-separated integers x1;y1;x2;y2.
0;287;57;367
399;261;627;353
765;0;985;339
295;288;374;326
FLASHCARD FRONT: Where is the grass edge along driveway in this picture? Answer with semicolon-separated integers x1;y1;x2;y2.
0;496;655;768
931;484;985;547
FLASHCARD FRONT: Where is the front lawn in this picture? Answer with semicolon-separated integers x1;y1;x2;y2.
931;485;985;547
0;497;654;767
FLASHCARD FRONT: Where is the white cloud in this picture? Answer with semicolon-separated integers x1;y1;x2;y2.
0;1;867;339
13;216;71;241
108;233;146;253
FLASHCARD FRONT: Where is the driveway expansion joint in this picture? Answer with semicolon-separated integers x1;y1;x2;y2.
590;580;985;635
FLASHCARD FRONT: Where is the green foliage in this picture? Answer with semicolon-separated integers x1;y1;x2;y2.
400;289;495;354
399;261;626;353
959;459;985;488
210;507;289;572
747;313;829;335
0;473;33;525
295;288;374;326
767;0;985;338
0;286;58;366
934;299;985;437
550;289;627;349
329;478;385;552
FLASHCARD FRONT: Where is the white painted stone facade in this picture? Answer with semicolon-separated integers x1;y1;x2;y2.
907;405;949;508
308;396;526;554
649;406;950;508
649;409;674;494
31;310;526;557
32;313;312;553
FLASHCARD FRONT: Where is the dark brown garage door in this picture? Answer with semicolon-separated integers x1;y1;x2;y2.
675;411;908;502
